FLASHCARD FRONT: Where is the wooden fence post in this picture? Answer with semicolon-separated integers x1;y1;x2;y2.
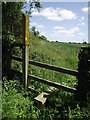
76;46;90;101
22;13;29;89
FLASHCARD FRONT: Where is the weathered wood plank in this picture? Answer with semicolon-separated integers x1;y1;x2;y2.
11;56;22;62
10;43;22;48
29;60;78;76
11;55;78;76
29;75;77;93
34;87;57;106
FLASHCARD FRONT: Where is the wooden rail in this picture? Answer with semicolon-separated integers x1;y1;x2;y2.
10;43;22;49
29;60;78;76
11;55;78;76
81;46;90;49
28;75;77;93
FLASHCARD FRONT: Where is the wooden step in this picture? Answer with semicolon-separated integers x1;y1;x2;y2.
34;87;57;108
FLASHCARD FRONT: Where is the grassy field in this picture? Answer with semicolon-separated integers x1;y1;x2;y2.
2;33;90;119
30;33;82;70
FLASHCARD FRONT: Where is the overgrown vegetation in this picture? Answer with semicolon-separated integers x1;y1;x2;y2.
2;1;90;119
2;77;40;119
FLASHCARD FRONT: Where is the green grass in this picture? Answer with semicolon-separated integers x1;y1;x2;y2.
2;77;40;119
28;33;87;91
30;33;83;70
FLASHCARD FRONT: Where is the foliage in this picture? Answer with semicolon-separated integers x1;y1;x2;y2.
2;32;15;76
2;1;42;76
2;77;90;119
39;35;47;41
2;2;24;76
24;0;42;15
31;26;39;36
2;77;40;119
76;46;90;101
2;2;24;38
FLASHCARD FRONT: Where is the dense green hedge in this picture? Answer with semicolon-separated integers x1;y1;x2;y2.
76;46;90;101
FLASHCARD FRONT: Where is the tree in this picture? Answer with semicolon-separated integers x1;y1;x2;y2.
39;35;47;41
2;1;42;76
24;1;42;15
2;2;24;75
36;30;40;37
31;26;36;36
31;26;40;36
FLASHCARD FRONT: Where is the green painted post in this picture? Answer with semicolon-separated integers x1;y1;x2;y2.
22;13;29;89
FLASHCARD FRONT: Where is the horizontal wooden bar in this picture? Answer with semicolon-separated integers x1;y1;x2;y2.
29;60;78;76
11;56;22;62
28;75;77;93
10;43;22;49
81;46;90;49
11;56;78;76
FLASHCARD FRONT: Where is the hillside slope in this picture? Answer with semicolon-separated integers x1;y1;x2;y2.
30;32;84;70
